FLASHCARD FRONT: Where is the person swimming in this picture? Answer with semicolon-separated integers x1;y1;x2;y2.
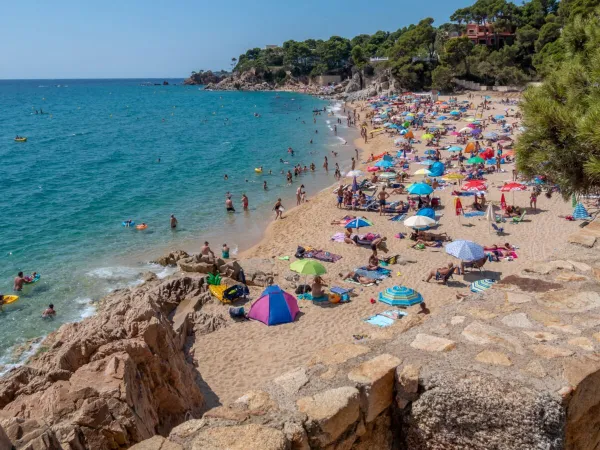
42;304;56;318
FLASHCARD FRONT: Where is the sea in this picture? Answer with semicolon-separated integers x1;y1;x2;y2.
0;78;356;372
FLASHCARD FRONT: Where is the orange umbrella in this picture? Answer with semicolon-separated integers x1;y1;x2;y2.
405;131;414;140
465;142;476;153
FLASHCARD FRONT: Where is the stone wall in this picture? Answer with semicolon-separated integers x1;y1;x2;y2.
131;253;600;450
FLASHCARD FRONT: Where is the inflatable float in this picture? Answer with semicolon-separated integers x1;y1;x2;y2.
255;168;263;173
136;224;148;230
24;273;41;284
122;221;135;227
2;295;19;305
14;137;27;142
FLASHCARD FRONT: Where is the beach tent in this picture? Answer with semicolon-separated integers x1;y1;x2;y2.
429;161;445;177
416;207;436;220
248;285;299;326
573;202;592;220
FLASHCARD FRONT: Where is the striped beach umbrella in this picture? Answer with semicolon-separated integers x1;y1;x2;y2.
345;217;372;229
573;203;591;220
470;279;496;293
379;286;423;307
467;156;485;165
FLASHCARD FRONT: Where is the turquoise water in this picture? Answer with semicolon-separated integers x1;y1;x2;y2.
0;79;354;370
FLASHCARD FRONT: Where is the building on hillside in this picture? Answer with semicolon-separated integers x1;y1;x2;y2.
370;57;389;63
464;23;514;47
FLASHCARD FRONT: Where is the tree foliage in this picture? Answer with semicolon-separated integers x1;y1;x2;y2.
517;7;600;197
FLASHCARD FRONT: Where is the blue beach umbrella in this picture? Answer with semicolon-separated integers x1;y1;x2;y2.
382;155;393;162
450;111;461;116
375;160;394;169
484;132;499;139
419;159;436;165
345;217;372;229
470;279;496;293
424;149;436;156
573;203;592;220
416;207;436;220
445;240;485;262
494;115;505;120
379;286;423;307
437;116;448;120
407;183;434;195
448;146;463;152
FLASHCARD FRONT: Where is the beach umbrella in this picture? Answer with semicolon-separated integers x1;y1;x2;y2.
481;149;494;160
462;181;486;192
470;279;496;293
484;132;499;139
467;156;485;165
448;146;463;152
450;110;461;116
422;133;434;140
494;115;505;120
402;121;411;128
500;193;507;210
400;129;408;135
459;127;471;133
573;203;592;220
500;182;526;204
471;129;482;135
378;172;396;179
446;240;485;262
352;176;358;192
248;285;299;326
379;286;423;307
416;207;436;220
404;215;436;229
424;149;436;156
437;116;448;120
344;217;372;229
414;168;432;176
290;259;327;276
375;160;394;169
346;170;363;178
382;155;393;162
485;203;495;233
454;197;463;217
443;173;465;181
407;183;434;195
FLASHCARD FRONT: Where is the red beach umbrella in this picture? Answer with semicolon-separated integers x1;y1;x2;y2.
462;181;487;191
500;182;527;205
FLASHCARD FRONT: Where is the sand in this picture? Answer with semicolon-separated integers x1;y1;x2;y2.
192;91;581;408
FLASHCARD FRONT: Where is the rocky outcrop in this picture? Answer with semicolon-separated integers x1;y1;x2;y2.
153;250;189;266
0;276;207;449
183;71;226;86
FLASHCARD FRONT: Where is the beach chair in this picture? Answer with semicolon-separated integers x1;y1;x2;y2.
330;286;354;302
511;211;526;224
461;257;487;273
491;223;504;235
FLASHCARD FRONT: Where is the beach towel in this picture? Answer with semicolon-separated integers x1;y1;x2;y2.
299;293;329;302
390;214;407;222
305;250;342;263
463;211;485;217
344;278;377;287
331;232;346;243
380;309;408;320
355;267;391;280
364;314;395;327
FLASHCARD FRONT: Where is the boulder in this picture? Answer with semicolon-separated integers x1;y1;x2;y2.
218;260;242;280
153;250;189;266
410;334;456;352
190;424;287;450
0;425;12;450
240;258;277;287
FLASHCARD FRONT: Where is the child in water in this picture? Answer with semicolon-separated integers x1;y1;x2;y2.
222;244;230;259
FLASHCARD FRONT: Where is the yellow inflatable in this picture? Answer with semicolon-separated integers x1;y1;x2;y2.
136;224;148;230
14;137;27;142
255;168;263;173
1;295;19;305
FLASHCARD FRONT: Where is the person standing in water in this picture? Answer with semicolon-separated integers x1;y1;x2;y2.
296;184;305;206
225;197;235;212
351;158;356;170
241;194;249;210
273;198;284;220
42;304;56;318
170;214;178;229
263;181;268;190
222;244;230;259
323;156;328;172
14;272;25;291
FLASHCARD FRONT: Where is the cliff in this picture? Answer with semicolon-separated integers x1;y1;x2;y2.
183;71;227;86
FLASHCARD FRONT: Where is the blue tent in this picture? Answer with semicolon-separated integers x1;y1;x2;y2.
416;207;436;220
429;161;445;177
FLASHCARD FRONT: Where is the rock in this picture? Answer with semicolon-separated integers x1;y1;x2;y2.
450;316;466;325
190;424;287;450
475;350;512;366
129;435;183;450
555;273;588;282
501;312;533;328
219;260;242;280
562;356;600;387
526;260;574;275
505;292;532;304
320;366;338;380
347;354;401;422
0;425;12;450
233;390;276;413
345;73;362;93
410;334;456;352
296;387;360;446
567;260;592;272
547;324;582;335
142;271;158;282
178;259;215;274
461;321;526;354
0;276;206;449
273;367;309;395
396;364;420;409
154;250;189;266
309;343;370;366
529;344;574;359
241;258;277;287
538;291;600;313
573;315;600;329
568;337;595;351
568;232;596;248
466;308;498;320
522;360;547;378
593;332;600;342
523;331;559;342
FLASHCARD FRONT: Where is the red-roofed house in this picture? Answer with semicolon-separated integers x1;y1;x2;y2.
464;23;514;47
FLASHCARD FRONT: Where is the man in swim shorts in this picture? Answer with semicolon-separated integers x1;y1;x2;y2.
170;214;178;229
378;187;390;216
14;272;25;291
225;197;235;212
42;304;56;318
201;242;215;258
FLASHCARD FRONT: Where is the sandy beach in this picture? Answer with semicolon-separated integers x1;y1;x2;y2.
190;91;584;407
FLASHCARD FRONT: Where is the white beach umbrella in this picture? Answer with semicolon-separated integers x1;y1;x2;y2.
404;216;436;229
485;203;495;233
346;170;364;178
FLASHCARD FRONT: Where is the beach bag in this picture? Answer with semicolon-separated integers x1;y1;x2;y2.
295;285;311;294
223;285;246;302
229;306;245;318
295;246;306;258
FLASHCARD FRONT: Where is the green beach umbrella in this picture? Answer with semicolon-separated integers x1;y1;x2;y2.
467;156;485;165
290;260;327;276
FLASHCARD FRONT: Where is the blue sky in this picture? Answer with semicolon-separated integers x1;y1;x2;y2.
1;0;474;79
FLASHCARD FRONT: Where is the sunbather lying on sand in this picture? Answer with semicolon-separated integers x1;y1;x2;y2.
339;271;373;285
423;263;455;284
344;228;358;245
409;231;450;242
331;216;356;225
411;239;442;249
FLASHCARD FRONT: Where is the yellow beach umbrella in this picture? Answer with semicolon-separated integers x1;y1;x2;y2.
443;173;465;180
414;168;432;176
422;133;434;140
